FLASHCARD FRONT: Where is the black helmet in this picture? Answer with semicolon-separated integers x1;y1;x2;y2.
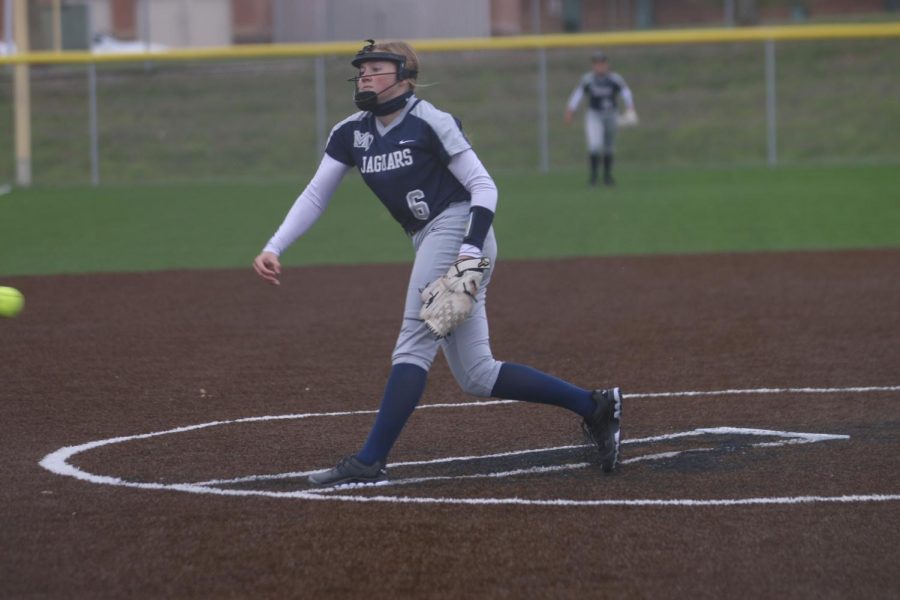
351;39;418;81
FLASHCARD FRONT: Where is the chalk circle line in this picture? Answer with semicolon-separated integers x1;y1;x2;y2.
39;385;900;507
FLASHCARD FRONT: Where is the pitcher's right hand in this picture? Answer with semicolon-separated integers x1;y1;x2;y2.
253;251;282;286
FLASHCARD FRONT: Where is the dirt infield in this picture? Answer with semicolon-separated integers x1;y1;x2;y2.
2;249;899;598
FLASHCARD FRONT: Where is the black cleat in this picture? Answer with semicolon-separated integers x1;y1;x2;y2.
582;387;623;473
308;456;387;487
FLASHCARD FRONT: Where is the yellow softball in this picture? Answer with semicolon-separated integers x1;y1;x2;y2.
0;286;25;318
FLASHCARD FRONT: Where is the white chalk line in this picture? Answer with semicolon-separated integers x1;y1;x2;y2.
189;427;848;488
280;493;900;507
307;450;733;495
310;463;593;494
183;395;870;487
189;443;591;486
304;428;847;493
630;385;900;399
38;385;899;508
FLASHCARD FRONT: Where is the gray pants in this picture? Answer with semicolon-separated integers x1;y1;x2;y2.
585;109;618;154
392;202;502;397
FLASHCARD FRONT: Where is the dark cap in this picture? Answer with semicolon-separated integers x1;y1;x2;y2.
352;39;404;68
591;51;608;63
351;39;418;80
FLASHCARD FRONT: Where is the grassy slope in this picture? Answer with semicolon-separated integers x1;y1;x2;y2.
1;164;897;277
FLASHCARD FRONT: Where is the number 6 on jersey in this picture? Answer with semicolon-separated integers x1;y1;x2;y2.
406;189;430;220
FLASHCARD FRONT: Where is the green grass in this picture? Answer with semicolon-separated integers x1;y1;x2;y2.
1;164;897;277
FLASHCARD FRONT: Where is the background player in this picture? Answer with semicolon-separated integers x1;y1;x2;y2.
253;40;622;487
564;51;638;187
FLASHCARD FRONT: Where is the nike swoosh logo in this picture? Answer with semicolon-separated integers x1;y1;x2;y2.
398;139;416;144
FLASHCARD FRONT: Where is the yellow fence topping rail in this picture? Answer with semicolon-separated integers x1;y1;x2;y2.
2;22;899;66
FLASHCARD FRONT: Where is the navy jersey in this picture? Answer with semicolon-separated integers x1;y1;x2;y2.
325;96;472;233
578;71;629;113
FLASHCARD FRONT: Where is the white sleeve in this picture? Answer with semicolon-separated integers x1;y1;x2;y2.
611;73;635;110
566;84;585;112
620;86;635;110
448;149;497;258
447;149;497;213
263;154;351;256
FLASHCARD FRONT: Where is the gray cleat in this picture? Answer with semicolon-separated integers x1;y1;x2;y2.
582;387;623;473
308;456;387;487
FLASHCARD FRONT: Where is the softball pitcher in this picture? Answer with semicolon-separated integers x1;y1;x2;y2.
253;40;622;487
565;51;638;187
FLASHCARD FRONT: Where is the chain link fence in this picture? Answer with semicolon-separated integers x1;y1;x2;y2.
1;35;898;185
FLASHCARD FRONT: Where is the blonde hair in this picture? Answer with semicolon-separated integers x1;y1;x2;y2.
373;41;420;90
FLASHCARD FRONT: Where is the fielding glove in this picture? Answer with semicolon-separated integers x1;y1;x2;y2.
616;108;639;127
419;257;491;339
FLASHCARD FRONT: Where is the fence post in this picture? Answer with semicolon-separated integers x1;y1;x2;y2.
86;1;99;184
765;38;777;167
724;0;736;26
87;64;99;184
51;0;62;51
532;0;549;173
13;0;31;186
315;55;327;153
139;0;153;71
2;0;12;52
536;48;550;173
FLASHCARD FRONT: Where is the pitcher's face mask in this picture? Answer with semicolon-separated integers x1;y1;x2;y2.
348;39;418;112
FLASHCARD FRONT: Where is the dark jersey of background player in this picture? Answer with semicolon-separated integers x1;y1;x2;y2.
565;52;636;187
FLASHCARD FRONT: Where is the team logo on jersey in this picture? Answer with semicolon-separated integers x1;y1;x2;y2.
360;149;414;174
591;83;614;96
353;130;374;151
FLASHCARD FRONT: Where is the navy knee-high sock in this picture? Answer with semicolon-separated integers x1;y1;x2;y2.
357;363;428;465
603;153;614;183
490;363;596;417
